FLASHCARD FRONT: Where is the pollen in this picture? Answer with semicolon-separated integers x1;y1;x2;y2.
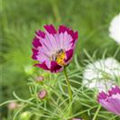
56;50;66;66
51;49;66;66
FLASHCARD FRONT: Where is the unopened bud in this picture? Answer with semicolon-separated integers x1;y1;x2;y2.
38;90;47;99
36;76;44;82
20;111;31;119
8;102;18;110
72;118;83;120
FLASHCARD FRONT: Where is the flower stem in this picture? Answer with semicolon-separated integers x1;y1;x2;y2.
63;67;73;116
92;105;101;120
63;67;73;102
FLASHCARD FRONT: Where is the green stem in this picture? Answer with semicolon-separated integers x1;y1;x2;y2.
92;105;101;120
63;66;73;118
63;67;73;102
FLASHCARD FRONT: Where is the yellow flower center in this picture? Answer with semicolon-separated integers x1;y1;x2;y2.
51;49;66;66
56;50;66;66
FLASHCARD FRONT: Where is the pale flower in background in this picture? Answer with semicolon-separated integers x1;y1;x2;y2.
109;13;120;44
83;57;120;91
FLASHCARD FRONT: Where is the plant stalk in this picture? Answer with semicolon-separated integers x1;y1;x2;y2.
63;67;73;116
92;105;101;120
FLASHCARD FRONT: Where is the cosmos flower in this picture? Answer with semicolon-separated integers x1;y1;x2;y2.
83;57;120;91
109;13;120;44
32;25;78;73
98;86;120;116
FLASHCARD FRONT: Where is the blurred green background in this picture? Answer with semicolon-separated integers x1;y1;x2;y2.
0;0;120;119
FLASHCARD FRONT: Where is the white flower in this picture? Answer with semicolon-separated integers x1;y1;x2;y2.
109;13;120;44
83;57;120;91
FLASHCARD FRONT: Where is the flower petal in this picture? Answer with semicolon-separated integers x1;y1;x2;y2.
36;30;45;38
32;37;41;48
98;91;108;101
32;48;38;60
69;30;78;42
58;25;78;40
44;24;57;34
35;62;49;70
99;100;117;114
50;61;63;73
59;25;69;33
109;98;120;115
45;32;59;51
58;25;78;47
65;49;74;64
109;86;120;96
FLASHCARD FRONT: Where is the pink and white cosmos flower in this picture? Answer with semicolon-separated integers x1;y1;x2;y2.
98;86;120;116
32;25;78;73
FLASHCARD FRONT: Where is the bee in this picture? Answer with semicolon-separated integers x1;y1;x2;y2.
50;49;66;66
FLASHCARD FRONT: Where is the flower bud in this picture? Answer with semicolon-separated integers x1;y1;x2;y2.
38;90;47;99
8;101;18;110
36;76;44;82
72;118;83;120
20;111;31;120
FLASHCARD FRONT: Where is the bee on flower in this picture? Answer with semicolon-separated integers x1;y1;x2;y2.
32;24;78;73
